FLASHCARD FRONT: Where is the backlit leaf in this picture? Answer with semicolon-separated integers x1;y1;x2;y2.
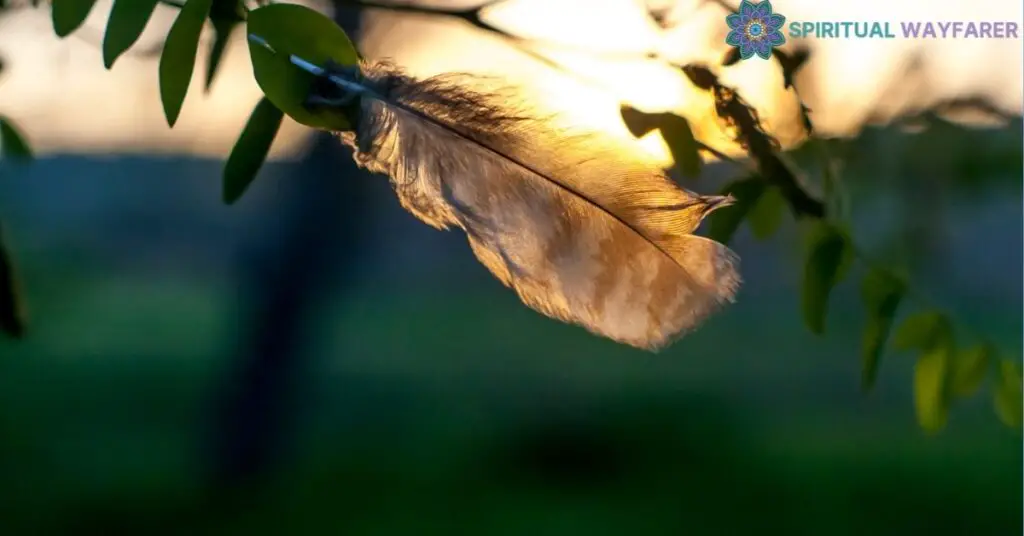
951;343;992;397
52;0;97;37
893;311;951;352
159;0;213;127
860;268;905;390
619;105;660;138
102;0;159;69
659;114;701;178
993;359;1022;429
914;346;950;433
705;176;763;245
801;222;851;335
247;3;359;131
223;97;284;204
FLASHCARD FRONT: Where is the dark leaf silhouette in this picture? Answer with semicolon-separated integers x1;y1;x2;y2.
773;47;811;89
102;0;159;69
52;0;97;37
619;104;661;138
618;106;701;178
159;0;213;127
659;114;702;178
801;222;850;334
859;268;905;390
223;97;284;204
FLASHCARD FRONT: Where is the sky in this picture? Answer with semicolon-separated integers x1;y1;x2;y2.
0;0;1020;164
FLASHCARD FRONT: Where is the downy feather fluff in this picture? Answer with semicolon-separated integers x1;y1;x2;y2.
316;60;741;351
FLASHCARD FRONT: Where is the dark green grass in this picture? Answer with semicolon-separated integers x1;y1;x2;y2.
0;270;1019;535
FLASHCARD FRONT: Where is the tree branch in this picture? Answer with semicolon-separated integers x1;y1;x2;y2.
681;64;825;218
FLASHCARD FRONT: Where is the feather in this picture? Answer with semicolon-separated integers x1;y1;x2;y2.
309;59;741;351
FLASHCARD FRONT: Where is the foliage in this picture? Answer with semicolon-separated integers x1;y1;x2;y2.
0;0;1018;432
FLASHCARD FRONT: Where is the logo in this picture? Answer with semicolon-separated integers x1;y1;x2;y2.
725;0;786;60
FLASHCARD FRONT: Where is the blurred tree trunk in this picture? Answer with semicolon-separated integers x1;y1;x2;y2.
204;6;370;493
206;130;371;489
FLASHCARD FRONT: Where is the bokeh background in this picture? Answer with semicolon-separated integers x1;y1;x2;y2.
1;1;1022;534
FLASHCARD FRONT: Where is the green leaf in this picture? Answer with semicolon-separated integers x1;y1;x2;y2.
951;343;992;397
0;117;33;161
859;268;905;390
801;222;851;335
659;114;702;178
746;185;785;240
223;98;284;204
102;0;159;69
0;224;25;338
914;346;950;433
993;359;1022;429
705;176;764;245
205;0;245;91
247;3;360;131
892;311;951;352
52;0;97;37
159;0;213;127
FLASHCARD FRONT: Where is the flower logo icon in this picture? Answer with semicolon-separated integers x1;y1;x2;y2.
726;0;786;60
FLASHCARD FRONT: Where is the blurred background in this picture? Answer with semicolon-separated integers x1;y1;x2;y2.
0;1;1021;534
